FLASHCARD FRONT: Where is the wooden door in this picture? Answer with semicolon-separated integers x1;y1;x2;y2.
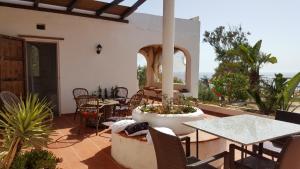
0;35;26;97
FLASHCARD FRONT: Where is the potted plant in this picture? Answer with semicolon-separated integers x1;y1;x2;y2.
132;96;204;135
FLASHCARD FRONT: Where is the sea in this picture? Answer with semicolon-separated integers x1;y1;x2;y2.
174;72;298;80
174;72;300;89
198;72;298;79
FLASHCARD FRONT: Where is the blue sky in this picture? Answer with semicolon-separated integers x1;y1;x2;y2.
135;0;300;73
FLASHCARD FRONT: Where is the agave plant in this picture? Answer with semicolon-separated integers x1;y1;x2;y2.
0;94;53;169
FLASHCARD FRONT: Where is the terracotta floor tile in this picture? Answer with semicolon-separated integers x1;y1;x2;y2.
47;114;126;169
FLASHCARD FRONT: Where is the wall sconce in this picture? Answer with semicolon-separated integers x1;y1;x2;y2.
96;44;102;54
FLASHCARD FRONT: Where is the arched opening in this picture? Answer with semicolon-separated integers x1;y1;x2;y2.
137;45;190;92
137;53;147;89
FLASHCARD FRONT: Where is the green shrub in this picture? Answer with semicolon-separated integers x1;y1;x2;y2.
211;73;249;102
11;149;62;169
198;80;217;102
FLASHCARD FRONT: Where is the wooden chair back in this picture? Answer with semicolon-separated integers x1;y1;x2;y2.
275;110;300;124
276;136;300;169
272;110;300;147
149;127;187;169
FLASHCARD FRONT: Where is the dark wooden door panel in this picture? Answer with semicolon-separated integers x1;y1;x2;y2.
0;35;25;97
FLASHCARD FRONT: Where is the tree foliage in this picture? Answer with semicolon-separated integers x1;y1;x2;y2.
211;72;249;102
198;78;217;102
228;40;277;90
137;65;147;89
203;25;250;62
173;77;184;84
204;25;251;102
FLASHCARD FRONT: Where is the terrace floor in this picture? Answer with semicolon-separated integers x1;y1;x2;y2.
47;114;126;169
47;113;244;169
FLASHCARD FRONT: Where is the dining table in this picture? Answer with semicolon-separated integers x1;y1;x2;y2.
183;114;300;159
87;98;119;120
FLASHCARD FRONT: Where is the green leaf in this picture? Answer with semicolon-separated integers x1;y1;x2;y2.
282;72;300;110
268;56;277;64
252;40;262;57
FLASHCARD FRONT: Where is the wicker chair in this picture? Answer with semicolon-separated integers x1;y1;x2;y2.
149;127;229;169
252;110;300;158
73;88;89;120
115;90;144;116
230;135;300;169
77;95;104;135
113;87;129;109
0;91;20;106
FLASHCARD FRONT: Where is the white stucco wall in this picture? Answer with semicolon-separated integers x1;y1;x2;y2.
0;6;200;114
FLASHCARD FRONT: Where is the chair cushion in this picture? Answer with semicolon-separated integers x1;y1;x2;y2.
111;120;136;133
146;127;176;144
107;116;132;122
115;105;129;111
235;156;276;169
124;122;149;136
81;111;97;118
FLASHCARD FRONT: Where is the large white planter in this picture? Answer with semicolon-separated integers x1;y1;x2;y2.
132;105;204;135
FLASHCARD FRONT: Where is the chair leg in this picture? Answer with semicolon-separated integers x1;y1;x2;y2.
229;144;236;169
74;107;78;120
96;118;99;136
78;114;82;134
78;114;85;134
224;152;230;169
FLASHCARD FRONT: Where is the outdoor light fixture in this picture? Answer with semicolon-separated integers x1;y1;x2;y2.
96;44;102;54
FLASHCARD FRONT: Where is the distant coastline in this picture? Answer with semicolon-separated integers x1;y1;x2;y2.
173;72;298;80
199;72;298;79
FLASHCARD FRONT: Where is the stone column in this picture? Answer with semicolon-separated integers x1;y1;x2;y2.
162;0;175;101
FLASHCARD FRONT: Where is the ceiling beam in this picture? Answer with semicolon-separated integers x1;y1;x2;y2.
0;2;128;23
96;0;124;16
120;0;146;19
67;0;78;12
33;0;39;8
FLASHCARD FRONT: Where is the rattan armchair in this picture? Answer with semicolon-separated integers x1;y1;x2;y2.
0;91;20;106
114;90;144;117
73;88;89;120
77;95;104;135
149;127;229;169
113;87;128;105
230;135;300;169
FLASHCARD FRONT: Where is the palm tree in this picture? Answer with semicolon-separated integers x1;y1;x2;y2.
233;40;277;89
227;40;277;114
0;94;53;169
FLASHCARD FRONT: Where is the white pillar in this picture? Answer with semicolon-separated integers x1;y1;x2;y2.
162;0;175;101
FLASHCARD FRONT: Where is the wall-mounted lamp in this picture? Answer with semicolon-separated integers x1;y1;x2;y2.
96;44;102;54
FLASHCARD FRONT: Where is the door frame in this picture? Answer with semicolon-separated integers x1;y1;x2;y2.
23;37;61;115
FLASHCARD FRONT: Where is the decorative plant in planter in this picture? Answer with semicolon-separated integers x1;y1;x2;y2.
140;95;197;114
0;94;54;169
134;96;204;135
